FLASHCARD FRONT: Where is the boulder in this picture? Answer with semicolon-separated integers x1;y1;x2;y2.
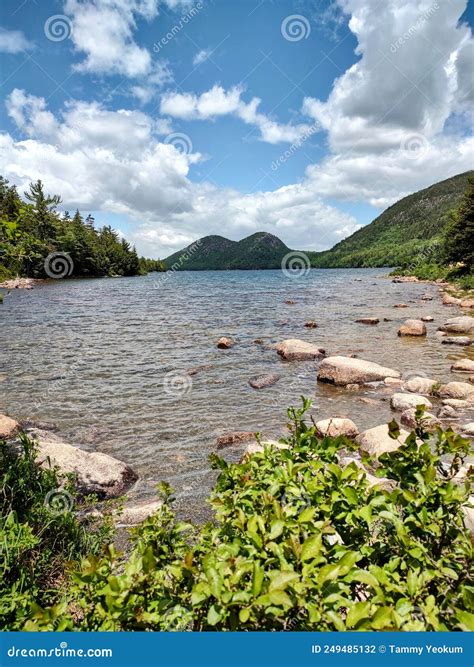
391;393;433;412
116;500;162;526
451;359;474;373
357;424;410;458
442;399;470;409
460;298;474;309
217;337;234;349
442;293;462;306
461;423;474;436
398;319;427;337
441;336;472;346
304;321;318;328
0;414;20;440
248;374;280;390
402;376;437;395
385;377;403;386
317;356;400;386
216;431;257;449
437;382;474;400
25;429;137;499
315;418;359;438
355;318;379;325
439;316;474;334
400;408;438;430
421;316;434;322
275;339;325;361
438;405;458;420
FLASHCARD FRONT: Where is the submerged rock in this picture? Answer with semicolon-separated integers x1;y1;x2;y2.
0;414;20;440
439;316;474;334
421;315;434;322
357;424;410;458
317;356;400;386
398;319;427;337
248;373;280;390
391;393;433;411
304;321;318;328
216;431;257;449
275;339;325;361
393;303;408;308
451;359;474;373
355;318;379;325
24;429;138;499
315;417;359;438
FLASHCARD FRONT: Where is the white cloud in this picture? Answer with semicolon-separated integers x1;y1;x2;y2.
160;85;318;144
193;48;211;65
0;28;33;54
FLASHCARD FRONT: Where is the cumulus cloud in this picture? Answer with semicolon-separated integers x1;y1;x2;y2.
193;48;212;65
160;85;318;144
0;28;33;54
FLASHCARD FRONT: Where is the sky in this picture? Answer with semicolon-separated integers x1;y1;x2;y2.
0;0;473;259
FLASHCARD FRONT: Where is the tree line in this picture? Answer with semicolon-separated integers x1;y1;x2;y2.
0;177;165;281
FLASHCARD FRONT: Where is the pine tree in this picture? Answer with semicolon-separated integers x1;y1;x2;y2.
444;177;474;273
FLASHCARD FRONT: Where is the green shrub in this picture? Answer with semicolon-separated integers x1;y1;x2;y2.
25;401;474;632
0;434;114;630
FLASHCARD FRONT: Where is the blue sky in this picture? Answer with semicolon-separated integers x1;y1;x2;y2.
0;0;472;257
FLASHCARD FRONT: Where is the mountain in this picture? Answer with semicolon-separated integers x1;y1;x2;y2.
307;171;473;268
164;232;290;270
164;172;472;271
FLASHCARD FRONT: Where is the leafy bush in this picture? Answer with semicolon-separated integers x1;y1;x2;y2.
25;401;474;632
0;434;114;630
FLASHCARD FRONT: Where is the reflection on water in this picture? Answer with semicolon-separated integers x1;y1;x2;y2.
1;269;472;519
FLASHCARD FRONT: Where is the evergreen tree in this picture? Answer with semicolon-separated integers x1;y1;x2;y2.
443;177;474;273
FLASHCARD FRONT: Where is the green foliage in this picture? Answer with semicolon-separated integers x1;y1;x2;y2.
0;176;165;280
443;177;474;273
0;433;114;630
26;401;473;632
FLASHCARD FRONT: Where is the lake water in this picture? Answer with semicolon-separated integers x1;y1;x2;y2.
1;269;472;520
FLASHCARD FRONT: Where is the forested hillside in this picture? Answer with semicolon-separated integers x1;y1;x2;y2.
0;177;164;281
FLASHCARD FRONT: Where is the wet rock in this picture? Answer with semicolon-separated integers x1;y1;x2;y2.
437;382;474;400
346;383;361;391
451;359;474;373
391;393;433;411
317;356;400;386
254;339;264;345
315;418;359;438
275;339;325;361
357;424;410;458
442;293;462;306
383;318;393;322
441;336;472;346
421;295;433;301
216;431;257;449
421;316;434;322
217;337;235;349
438;316;474;334
402;376;437;395
23;429;138;499
355;318;379;325
0;414;20;440
400;408;438;430
385;377;402;386
284;300;296;305
393;303;408;308
304;321;318;328
249;373;280;390
398;319;427;337
116;500;162;526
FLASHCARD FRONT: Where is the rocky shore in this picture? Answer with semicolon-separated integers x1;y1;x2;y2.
1;277;472;530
